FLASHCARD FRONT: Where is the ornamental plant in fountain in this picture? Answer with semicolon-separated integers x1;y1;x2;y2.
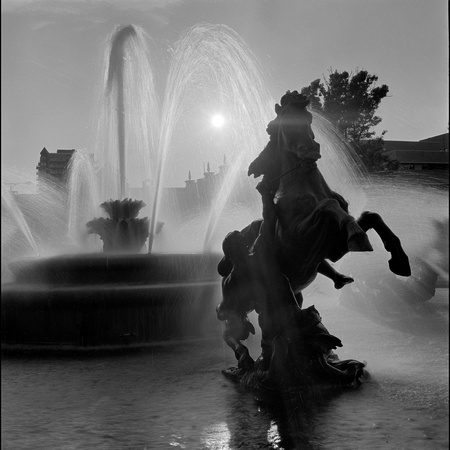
86;198;150;252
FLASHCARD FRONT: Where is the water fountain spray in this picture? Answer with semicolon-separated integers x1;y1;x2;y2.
106;25;136;199
93;24;159;203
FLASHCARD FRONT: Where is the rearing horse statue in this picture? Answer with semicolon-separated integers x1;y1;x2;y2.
247;91;411;303
217;91;410;390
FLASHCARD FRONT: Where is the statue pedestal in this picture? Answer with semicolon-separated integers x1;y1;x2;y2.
221;306;369;396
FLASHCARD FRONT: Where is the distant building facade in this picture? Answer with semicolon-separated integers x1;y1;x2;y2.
383;133;449;171
158;156;255;220
36;147;76;186
33;147;253;220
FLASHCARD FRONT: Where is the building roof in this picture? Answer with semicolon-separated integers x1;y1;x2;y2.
383;133;449;164
39;149;75;160
384;150;449;164
36;148;77;182
384;140;443;152
420;133;449;148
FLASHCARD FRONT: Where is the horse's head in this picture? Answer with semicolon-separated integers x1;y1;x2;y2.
275;91;321;162
247;91;320;184
247;138;279;179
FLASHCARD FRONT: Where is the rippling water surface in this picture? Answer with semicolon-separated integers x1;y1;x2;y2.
2;171;448;449
2;288;448;450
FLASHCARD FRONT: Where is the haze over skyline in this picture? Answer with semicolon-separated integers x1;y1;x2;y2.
1;0;448;188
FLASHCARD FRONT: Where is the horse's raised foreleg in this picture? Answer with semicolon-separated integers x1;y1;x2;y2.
357;211;411;277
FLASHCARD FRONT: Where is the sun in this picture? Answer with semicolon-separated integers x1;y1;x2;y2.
211;114;225;128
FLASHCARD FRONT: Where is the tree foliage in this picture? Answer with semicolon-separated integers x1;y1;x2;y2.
301;69;398;171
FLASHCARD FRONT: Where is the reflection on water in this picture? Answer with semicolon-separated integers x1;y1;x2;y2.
2;170;448;449
2;289;448;449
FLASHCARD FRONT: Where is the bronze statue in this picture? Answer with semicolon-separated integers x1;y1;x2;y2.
217;91;411;393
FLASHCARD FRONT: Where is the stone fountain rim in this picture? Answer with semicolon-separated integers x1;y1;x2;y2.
9;251;222;261
5;252;223;287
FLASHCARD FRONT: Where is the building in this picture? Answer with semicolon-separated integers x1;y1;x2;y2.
34;148;242;216
129;155;256;222
420;132;449;149
160;157;239;218
36;148;76;185
383;133;449;171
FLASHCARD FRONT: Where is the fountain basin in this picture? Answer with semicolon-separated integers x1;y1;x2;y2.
1;253;222;350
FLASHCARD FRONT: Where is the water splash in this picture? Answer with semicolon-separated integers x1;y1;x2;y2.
3;22;447;270
89;23;274;253
67;149;101;249
3;23;276;266
149;23;273;252
1;183;40;257
312;111;368;217
1;163;80;267
93;24;160;202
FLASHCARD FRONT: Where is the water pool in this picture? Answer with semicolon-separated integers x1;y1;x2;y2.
2;290;447;449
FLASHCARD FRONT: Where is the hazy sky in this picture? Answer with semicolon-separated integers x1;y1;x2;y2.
1;0;448;186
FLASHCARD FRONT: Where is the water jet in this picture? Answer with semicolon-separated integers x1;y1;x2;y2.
1;23;273;350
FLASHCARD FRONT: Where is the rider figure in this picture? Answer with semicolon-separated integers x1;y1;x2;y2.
217;177;354;370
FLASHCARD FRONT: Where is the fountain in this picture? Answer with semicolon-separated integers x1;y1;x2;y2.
1;23;274;350
2;22;448;449
1;25;447;355
86;199;150;253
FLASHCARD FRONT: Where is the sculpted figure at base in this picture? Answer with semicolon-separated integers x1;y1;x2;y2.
217;91;411;394
217;180;301;372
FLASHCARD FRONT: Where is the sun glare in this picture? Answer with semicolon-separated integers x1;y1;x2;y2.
211;114;225;128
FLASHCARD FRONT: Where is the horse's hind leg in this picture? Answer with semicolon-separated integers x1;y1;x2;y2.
357;211;411;276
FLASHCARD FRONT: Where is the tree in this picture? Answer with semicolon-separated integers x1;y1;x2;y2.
353;137;400;172
301;69;398;171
